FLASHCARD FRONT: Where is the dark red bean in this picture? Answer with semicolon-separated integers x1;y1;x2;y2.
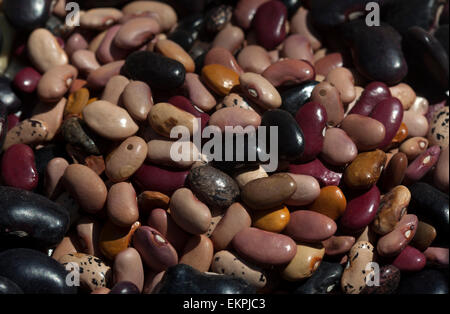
289;158;342;187
252;1;287;50
369;97;404;149
7;114;20;131
379;152;408;192
340;185;380;232
349;82;391;116
295;101;327;162
133;163;188;196
404;145;441;184
13;67;42;94
392;246;426;272
1;144;38;191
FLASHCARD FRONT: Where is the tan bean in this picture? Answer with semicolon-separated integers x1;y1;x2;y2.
325;67;356;104
155;39;195;73
290;7;322;51
390;83;416;110
122;1;177;32
114;17;161;50
147;139;199;169
107;182;139;227
179;235;214;272
62;164;107;213
285;173;321;206
239;72;281;109
75;216;102;257
402;111;429;138
148;102;198;138
209;107;261;132
311;81;345;127
314;53;343;77
83;100;138;140
52;235;79;261
182;73;216;112
237;45;271;74
409;96;429;115
281;243;325;281
36;65;77;102
121;81;153;121
212;23;245;54
32;97;66;140
44;157;69;199
321;127;358;166
3;119;49;150
105;136;148;182
210;203;251;251
282;34;314;64
80;8;123;30
340;114;386;151
113;248;144;292
101;75;130;105
89;30;107;52
71;49;100;75
399;137;429;160
27;28;68;73
87;60;125;90
170;188;212;235
341;241;374;294
434;145;449;192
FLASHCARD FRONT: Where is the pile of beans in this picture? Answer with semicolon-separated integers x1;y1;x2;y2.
0;0;448;294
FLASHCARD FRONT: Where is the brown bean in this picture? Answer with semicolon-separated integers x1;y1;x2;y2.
105;136;148;182
80;8;123;30
209;107;261;132
179;235;214;272
285;173;320;206
44;157;69;199
402;111;429;138
148;102;198;138
71;49;100;75
237;45;270;74
27;28;68;73
325;67;356;104
113;247;144;292
340;114;386;151
147;139;199;168
122;1;177;32
379;152;409;192
399;137;429;160
115;17;161;50
107;182;139;227
121;81;153;121
239;72;281;109
63;164;107;213
377;214;418;257
389;83;416;110
321;128;358;166
322;236;355;256
281;243;325;281
37;65;77;102
155;39;195;73
212;24;245;54
311;81;345;127
182;73;216;112
261;59;315;87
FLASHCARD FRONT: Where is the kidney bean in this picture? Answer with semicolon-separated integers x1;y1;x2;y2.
377;214;418;257
290;7;322;51
120;81;153;121
27;28;68;73
289;159;342;187
239;72;282;109
43;157;68;199
340;114;386;151
308;186;347;220
369;97;404;149
101;75;129;105
115;17;160;50
134;163;188;196
403;145;440;184
168;96;210;131
155;39;195;73
282;34;314;64
409;96;429;115
95;25;129;65
106;182;139;228
389;83;416;110
212;24;244;54
204;47;243;75
36;65;77;103
314;53;343;77
179;235;214;272
424;247;449;267
113;248;144;292
280;81;320;117
378;152;408;192
399;137;428;161
285;173;320;206
71;50;101;76
344;150;387;190
201;64;239;96
322;236;355;256
321;128;357;166
402;110;429;138
3;119;49;151
87;60;125;90
349;82;391;116
237;45;271;74
310;81;344;127
392;245;426;272
252;1;287;50
1;143;38;191
209;107;261;132
182;73;216;112
64;33;89;57
234;0;269;29
411;221;437;252
122;1;177;32
147;139;199;169
285;210;336;243
434;145;449;192
262;59;315;88
13;67;41;94
80;8;123;30
281;243;325;281
148;102;198;138
325;67;356;104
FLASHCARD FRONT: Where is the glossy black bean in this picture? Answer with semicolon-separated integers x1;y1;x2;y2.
0;276;23;294
0;75;22;114
260;109;305;161
280;81;320;117
3;0;52;31
204;5;233;34
155;264;256;294
122;51;186;90
280;0;303;18
0;186;70;249
167;29;199;52
109;281;140;294
294;261;343;294
397;269;448;294
408;182;449;246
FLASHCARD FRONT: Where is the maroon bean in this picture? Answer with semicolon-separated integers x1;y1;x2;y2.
314;52;343;77
13;67;41;94
349;82;391;116
261;59;315;87
132;226;178;272
133;163;188;196
377;214;418;257
7;114;20;131
392;246;426;272
369;97;404;149
403;145;441;184
379;152;408;192
252;1;287;50
289;159;342;187
234;0;269;29
1;143;38;191
284;210;337;243
340;185;380;232
295;101;327;162
423;247;449;267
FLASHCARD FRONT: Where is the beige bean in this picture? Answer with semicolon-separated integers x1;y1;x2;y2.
209;107;261;132
290;7;321;51
114;17;161;50
281;243;325;281
65;32;89;57
170;188;212;235
89;31;107;52
101;75;130;105
75;216;102;257
52;235;79;261
237;45;271;74
155;39;195;73
148;102;198;138
179;235;214;272
80;8;123;30
212;250;267;288
204;47;243;75
313;48;327;63
285;173;321;206
83;100;138;140
233;165;268;188
341;241;374;294
321;127;358;166
105;136;148;182
122;1;177;32
434;145;449;191
345;86;364;116
71;49;100;75
32;97;66;140
107;182;139;227
399;137;429;160
239;72;281;109
409;96;429;115
340;114;386;151
143;271;165;294
402;111;429;138
63;164;107;213
44;157;69;199
87;60;125;90
210;203;252;251
27;28;68;73
113;247;144;292
311;81;345;127
390;83;416;110
325;67;356;104
182;73;216;112
122;81;153;121
147;139;199;169
212;24;245;54
37;65;78;102
3;119;49;150
282;34;314;64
